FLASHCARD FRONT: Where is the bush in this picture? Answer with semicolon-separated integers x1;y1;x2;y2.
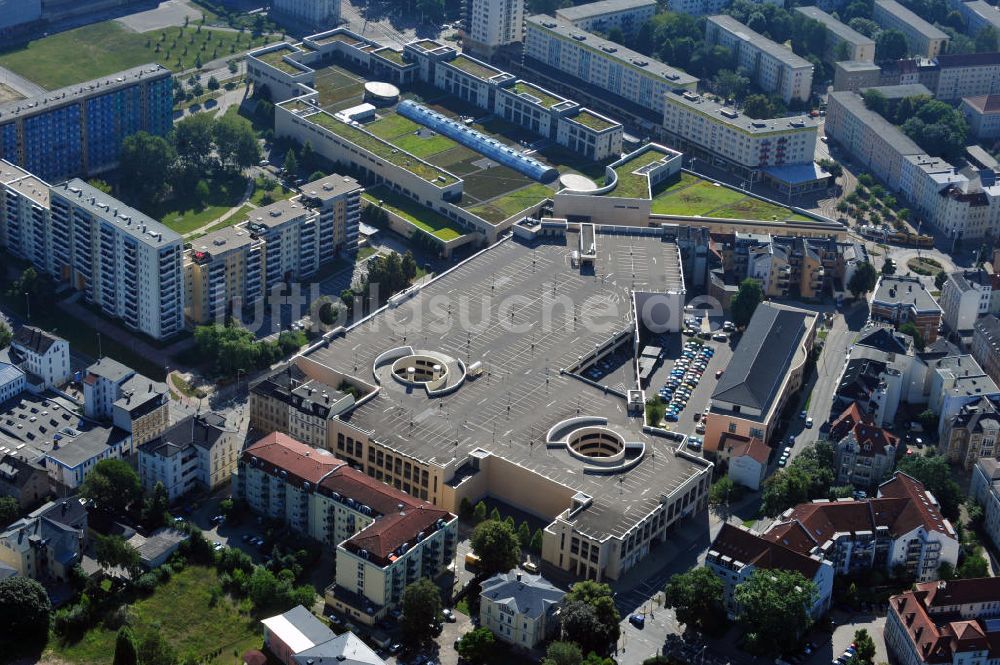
135;573;158;594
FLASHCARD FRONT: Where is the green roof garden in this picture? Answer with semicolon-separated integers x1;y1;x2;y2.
449;55;502;80
373;47;408;66
571;110;617;132
309;112;459;186
363;187;467;241
604;150;669;199
509;81;564;109
413;39;445;51
255;46;305;75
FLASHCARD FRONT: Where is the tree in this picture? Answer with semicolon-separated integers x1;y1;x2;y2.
489;506;501;522
881;257;897;276
709;477;738;507
876;29;909;62
606;26;625;44
761;441;837;516
401;578;441;645
848;262;879;299
300;141;316;173
543;641;583;665
517;521;532;549
88;178;113;194
898;321;925;350
716;69;750;100
731;278;764;328
143;481;170;529
120;132;176;205
316;297;341;326
734;568;818;655
284;148;299;176
562;581;620;657
172;113;215;168
94;534;142;579
896;454;962;519
934;270;949;290
456;627;496;663
473;500;487;522
850;629;877;665
214;113;261;172
207;75;220;91
80;458;141;515
663;567;725;633
863;88;888;116
976;25;999;52
113;626;139;665
743;94;776;119
0;577;50;643
957;551;989;578
0;322;10;351
0;496;18;528
530;528;543;554
470;519;521;577
138;631;177;665
228;60;238;74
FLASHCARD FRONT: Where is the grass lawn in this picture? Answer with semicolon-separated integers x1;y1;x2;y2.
357;245;377;260
49;566;261;665
455;597;471;616
250;177;294;206
0;22;274;89
363;187;467;241
710;196;795;221
466;183;553;224
650;180;745;215
151;175;248;235
605;150;665;199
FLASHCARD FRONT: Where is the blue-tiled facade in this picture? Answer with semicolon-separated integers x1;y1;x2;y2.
0;67;172;183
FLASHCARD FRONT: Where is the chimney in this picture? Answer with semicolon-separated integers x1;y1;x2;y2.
516;572;522;581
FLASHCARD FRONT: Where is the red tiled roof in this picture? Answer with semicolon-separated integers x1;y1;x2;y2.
710;523;822;580
319;465;421;516
344;505;452;565
917;577;1000;606
243;432;343;487
723;434;771;464
877;472;954;536
830;402;898;458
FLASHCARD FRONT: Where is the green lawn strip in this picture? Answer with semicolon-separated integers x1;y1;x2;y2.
150;175;248;235
366;113;422;140
604;150;665;199
570;109;616;131
649;180;744;215
254;46;304;75
392;132;458;159
250;177;294;206
48;566;261;665
510;81;564;109
363;187;466;241
708;196;796;221
450;54;500;80
0;22;272;89
466;183;553;224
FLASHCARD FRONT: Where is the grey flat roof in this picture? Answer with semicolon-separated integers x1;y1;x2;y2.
0;64;170;123
711;302;814;411
874;0;949;40
873;276;941;313
0;160;31;184
707;15;813;69
7;176;49;207
302;231;701;541
86;358;133;383
964;0;1000;30
300;173;362;201
795;6;875;48
556;0;657;20
837;60;881;72
866;83;933;99
53;179;181;248
665;90;818;133
189;224;259;257
526;15;698;86
45;426;130;468
245;198;312;230
828;91;924;155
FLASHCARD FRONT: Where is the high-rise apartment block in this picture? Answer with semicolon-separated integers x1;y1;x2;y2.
272;0;340;29
795;6;875;63
0;64;172;183
554;0;657;37
873;0;949;58
49;179;184;340
705;15;814;103
464;0;524;57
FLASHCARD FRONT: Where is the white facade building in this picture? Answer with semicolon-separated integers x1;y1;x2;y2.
464;0;524;57
873;0;949;58
970;458;1000;555
960;94;1000;140
9;327;71;390
939;270;993;334
0;363;25;403
138;412;239;501
555;0;657;37
49;180;184;340
795;6;876;63
479;571;565;648
705;15;814;103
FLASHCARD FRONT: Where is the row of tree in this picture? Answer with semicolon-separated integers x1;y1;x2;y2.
192;323;307;376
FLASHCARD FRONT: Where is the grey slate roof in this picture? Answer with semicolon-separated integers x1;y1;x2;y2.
139;412;231;458
711;303;812;411
856;327;909;355
292;632;385;665
12;327;64;355
45;426;130;468
275;605;335;647
480;571;565;620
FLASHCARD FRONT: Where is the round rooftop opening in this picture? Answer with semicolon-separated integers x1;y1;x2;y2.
391;354;449;386
566;427;626;464
559;173;597;191
364;81;400;105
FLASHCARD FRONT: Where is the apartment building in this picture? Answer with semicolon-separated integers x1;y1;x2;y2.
0;363;25;403
705;15;814;103
49;179;184;340
873;0;949;58
0;65;172;183
523;14;697;125
271;0;340;28
934;52;1000;100
665;0;728;15
246;199;324;288
884;577;1000;665
833;60;884;92
972;315;1000;385
0;453;49;511
830;402;899;488
184;225;265;326
82;357;169;447
233;433;457;624
795;6;875;63
661;90;819;183
870;276;943;343
960;94;1000;140
707;523;835;620
463;0;524;57
927;355;1000;438
939;269;993;334
748;237;827;299
958;0;1000;36
480;571;565;648
942;397;999;470
705;303;818;455
0;499;85;583
138;412;240;501
299;174;362;259
8;327;70;391
970;458;1000;554
555;0;657;37
0;161;52;273
722;435;770;491
44;425;133;490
